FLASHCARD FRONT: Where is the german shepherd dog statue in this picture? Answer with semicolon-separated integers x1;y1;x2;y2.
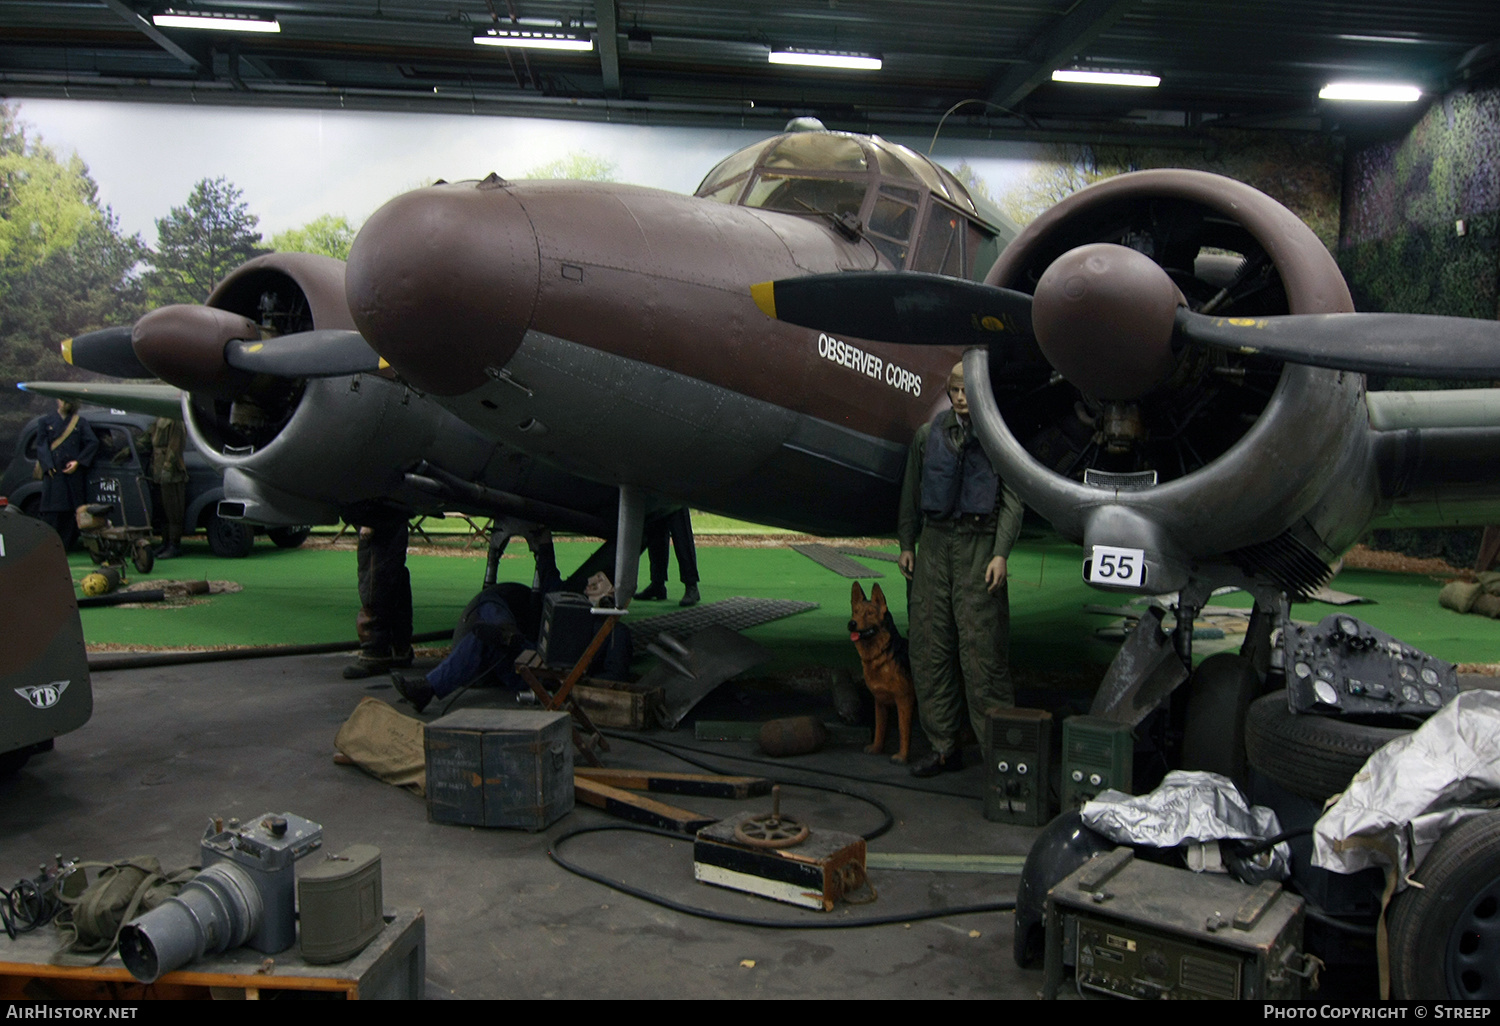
849;582;915;764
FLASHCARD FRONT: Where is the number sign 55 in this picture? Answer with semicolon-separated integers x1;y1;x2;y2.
1087;546;1147;589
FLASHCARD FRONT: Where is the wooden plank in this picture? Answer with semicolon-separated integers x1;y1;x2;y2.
574;767;771;799
0;909;423;1000
554;615;616;706
865;853;1027;874
572;775;717;834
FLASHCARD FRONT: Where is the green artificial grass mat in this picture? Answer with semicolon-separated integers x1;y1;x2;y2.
68;531;1498;672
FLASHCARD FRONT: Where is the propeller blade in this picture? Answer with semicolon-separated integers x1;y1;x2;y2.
62;326;153;379
751;271;1034;346
1178;310;1500;380
225;330;385;379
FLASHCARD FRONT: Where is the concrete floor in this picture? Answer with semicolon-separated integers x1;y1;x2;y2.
1;651;1047;1000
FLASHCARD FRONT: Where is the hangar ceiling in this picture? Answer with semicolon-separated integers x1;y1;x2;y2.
3;1;1500;143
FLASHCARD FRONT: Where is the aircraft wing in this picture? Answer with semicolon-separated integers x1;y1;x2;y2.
1367;388;1500;530
20;381;185;421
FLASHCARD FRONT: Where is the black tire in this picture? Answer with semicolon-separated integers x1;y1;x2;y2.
132;539;155;575
1389;811;1500;999
0;748;30;777
1180;653;1262;788
205;512;255;558
267;525;311;549
1244;690;1409;801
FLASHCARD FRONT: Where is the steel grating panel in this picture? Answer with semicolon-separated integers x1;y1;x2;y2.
789;543;885;578
629;597;819;655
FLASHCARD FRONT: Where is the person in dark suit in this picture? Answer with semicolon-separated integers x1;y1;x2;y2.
35;400;99;547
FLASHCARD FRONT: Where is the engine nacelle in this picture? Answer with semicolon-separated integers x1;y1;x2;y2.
970;170;1378;595
179;254;497;525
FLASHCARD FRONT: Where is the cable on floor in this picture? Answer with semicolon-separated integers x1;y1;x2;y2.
548;823;1015;930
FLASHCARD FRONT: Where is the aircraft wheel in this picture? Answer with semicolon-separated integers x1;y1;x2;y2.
267;525;311;549
1179;652;1262;789
1390;811;1500;999
204;512;254;558
1244;691;1409;801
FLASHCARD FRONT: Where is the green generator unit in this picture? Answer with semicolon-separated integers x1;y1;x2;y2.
983;708;1053;825
1060;715;1133;809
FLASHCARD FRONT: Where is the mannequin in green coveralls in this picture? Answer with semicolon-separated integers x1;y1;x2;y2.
897;361;1024;778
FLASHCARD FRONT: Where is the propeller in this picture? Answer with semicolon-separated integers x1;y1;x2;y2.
224;330;385;379
754;242;1500;398
59;304;385;395
749;273;1032;347
62;325;153;379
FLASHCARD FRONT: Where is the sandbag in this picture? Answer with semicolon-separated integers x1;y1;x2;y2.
1472;593;1500;619
335;697;426;795
1438;580;1481;614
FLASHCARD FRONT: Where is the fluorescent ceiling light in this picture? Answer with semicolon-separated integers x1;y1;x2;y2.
474;29;593;51
1052;69;1160;87
1319;81;1422;102
769;50;882;71
153;10;280;33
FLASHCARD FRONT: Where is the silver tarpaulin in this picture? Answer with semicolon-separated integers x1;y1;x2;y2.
1313;688;1500;887
1082;770;1291;881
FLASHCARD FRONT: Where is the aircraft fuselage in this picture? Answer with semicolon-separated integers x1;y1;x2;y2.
348;179;963;535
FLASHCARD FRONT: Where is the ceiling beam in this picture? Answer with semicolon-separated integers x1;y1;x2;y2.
986;0;1136;110
596;0;620;97
100;0;203;72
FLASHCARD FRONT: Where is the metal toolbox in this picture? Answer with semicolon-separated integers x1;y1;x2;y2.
1044;848;1308;1000
983;707;1053;825
423;709;574;830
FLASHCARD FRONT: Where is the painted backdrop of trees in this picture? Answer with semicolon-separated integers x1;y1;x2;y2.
0;104;356;457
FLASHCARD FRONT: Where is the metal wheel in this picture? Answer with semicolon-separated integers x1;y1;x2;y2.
734;814;810;849
1390;811;1500;999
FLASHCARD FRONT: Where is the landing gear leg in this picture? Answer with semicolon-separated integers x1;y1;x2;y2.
613;486;645;609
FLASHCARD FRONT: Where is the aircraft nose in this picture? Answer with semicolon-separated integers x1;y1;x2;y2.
346;180;540;396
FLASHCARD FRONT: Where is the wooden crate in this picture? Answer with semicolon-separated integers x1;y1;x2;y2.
0;909;424;1000
570;678;665;730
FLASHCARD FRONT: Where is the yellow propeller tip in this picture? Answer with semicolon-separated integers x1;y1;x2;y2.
378;358;389;371
60;338;75;365
750;281;777;319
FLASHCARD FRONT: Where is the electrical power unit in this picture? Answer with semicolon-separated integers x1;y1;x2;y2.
1044;848;1309;1000
1060;715;1133;809
983;708;1053;825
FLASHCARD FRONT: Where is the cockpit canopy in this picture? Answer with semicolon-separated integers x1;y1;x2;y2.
695;125;1008;276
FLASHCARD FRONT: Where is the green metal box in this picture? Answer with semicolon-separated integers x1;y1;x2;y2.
983;707;1053;825
424;709;573;830
1060;715;1133;809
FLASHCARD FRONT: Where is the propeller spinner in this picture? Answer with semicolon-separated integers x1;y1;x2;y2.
61;304;385;395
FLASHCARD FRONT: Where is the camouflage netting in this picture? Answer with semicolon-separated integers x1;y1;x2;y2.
1341;86;1500;563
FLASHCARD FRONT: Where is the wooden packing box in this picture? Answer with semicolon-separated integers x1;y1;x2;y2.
424;709;573;830
570;678;665;730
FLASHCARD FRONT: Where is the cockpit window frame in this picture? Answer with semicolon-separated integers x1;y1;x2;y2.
694;130;1001;273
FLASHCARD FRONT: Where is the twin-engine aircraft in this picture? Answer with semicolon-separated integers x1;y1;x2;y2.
32;123;1500;742
41;122;1016;597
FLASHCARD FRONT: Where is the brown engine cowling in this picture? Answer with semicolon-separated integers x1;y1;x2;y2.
171;254;493;525
966;169;1378;596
